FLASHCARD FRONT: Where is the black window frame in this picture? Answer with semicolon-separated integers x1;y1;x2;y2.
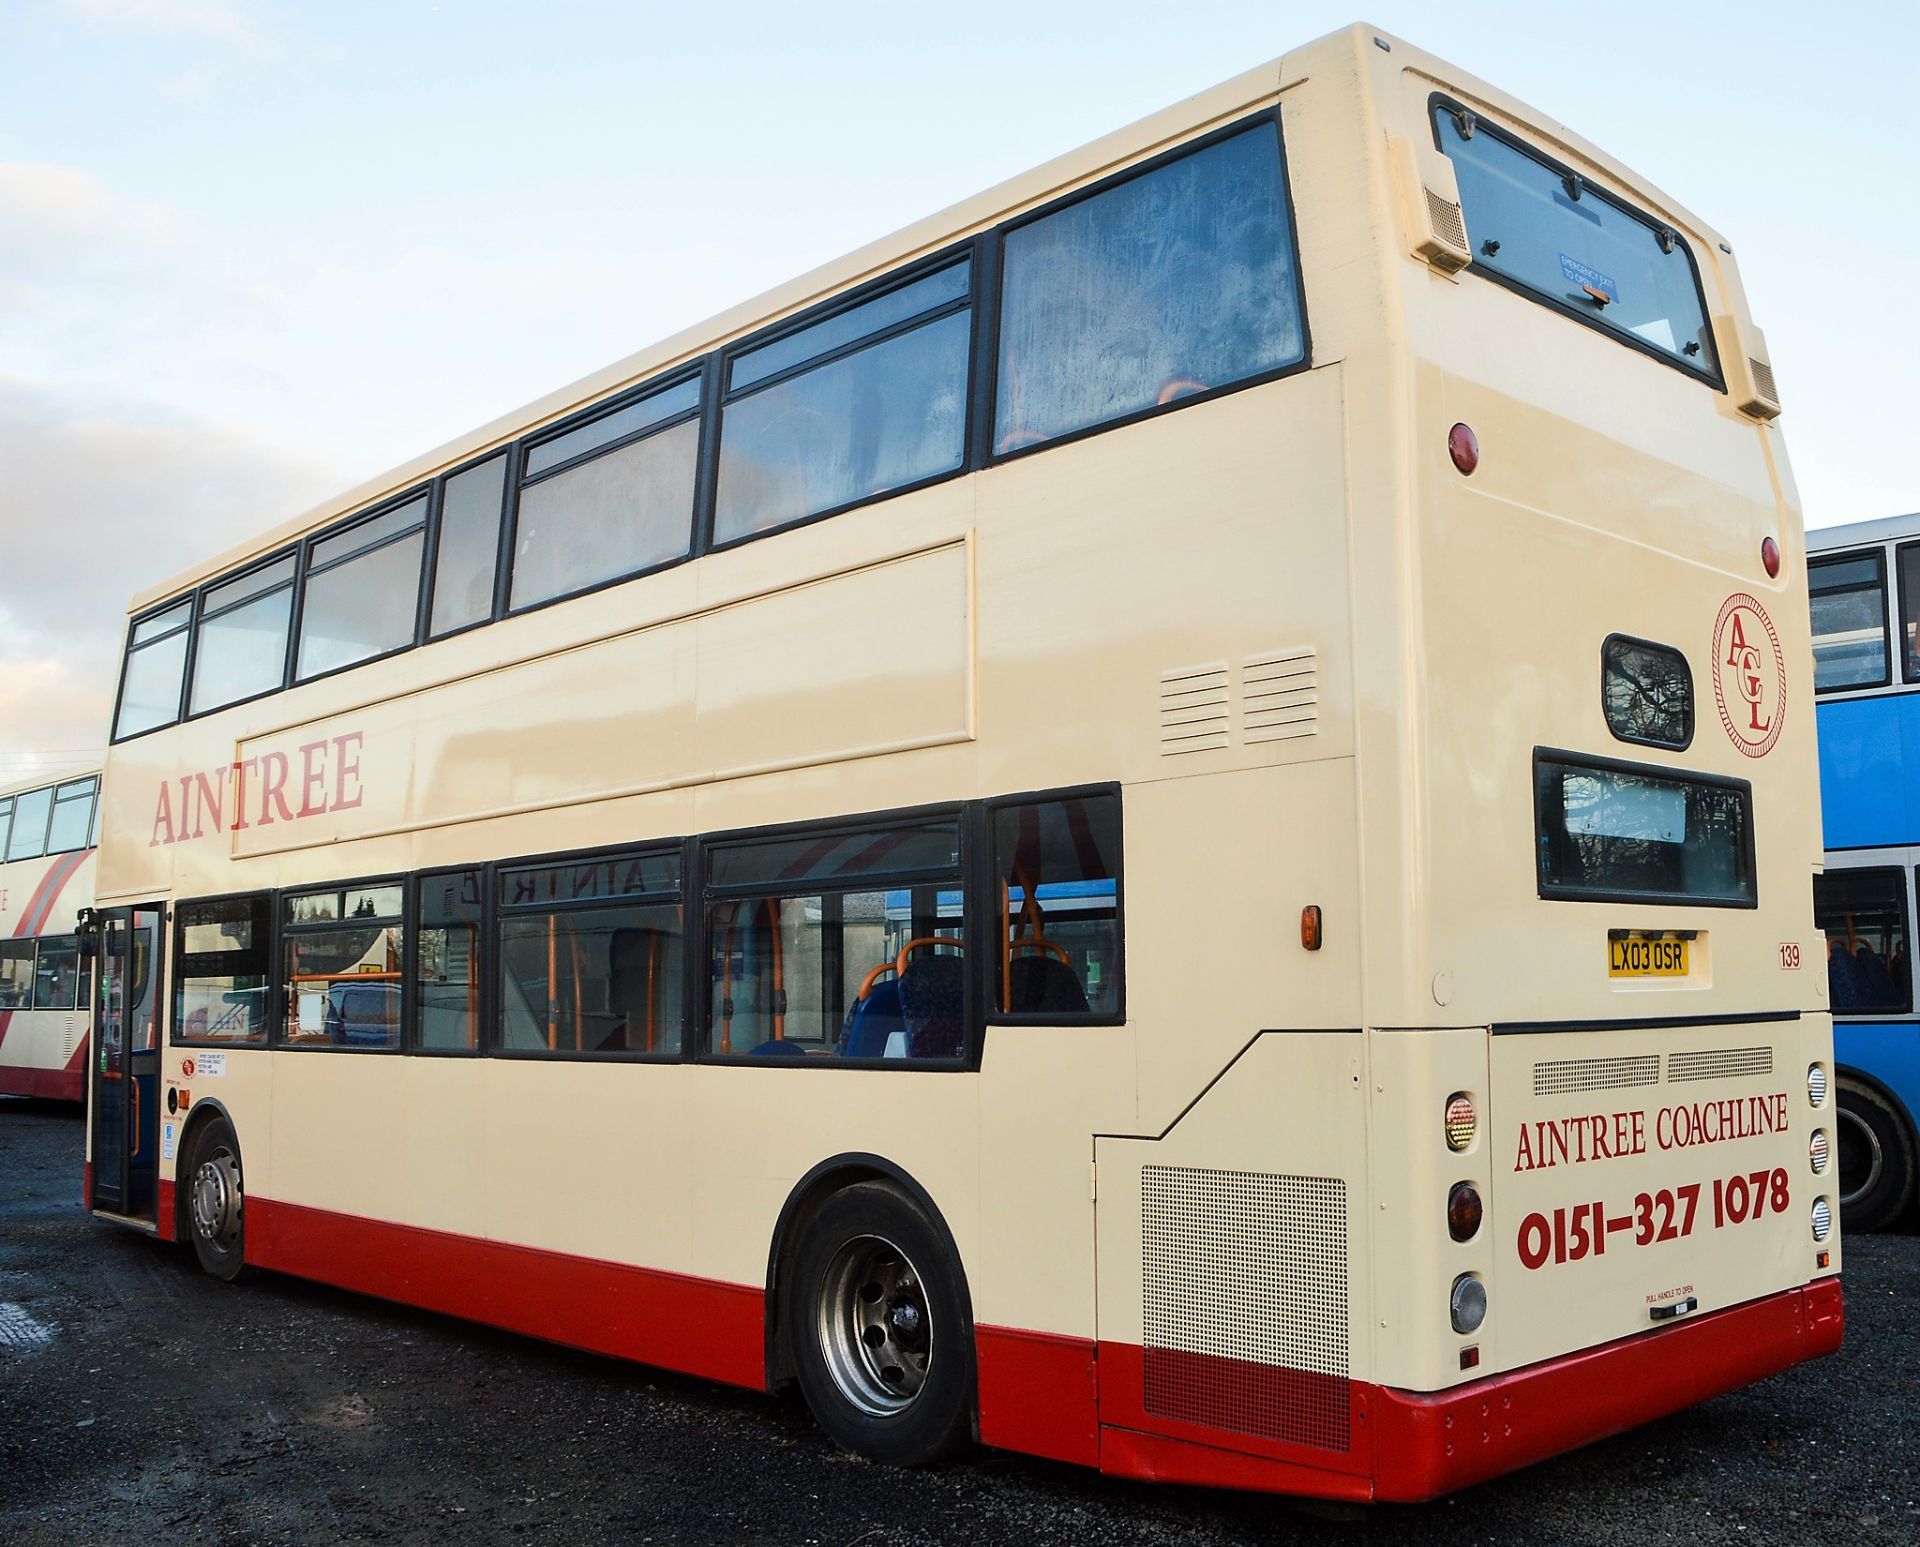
492;838;689;1063
1531;747;1758;909
1809;547;1892;695
1812;864;1913;1020
1600;633;1694;752
1428;92;1723;392
274;873;411;1055
1895;540;1920;687
412;864;492;1057
697;804;971;1066
170;890;277;1049
982;783;1126;1027
504;365;707;618
707;244;979;553
183;547;301;723
292;489;432;688
105;108;1314;742
983;108;1312;468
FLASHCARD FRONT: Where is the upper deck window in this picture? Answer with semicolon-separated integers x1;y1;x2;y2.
190;555;295;715
114;600;191;740
1809;550;1890;693
713;261;972;546
994;121;1305;451
4;786;52;862
1432;100;1718;383
298;495;428;680
1895;543;1920;685
44;778;99;855
511;376;700;611
430;455;508;638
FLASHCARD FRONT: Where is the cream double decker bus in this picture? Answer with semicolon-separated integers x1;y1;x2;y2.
86;24;1839;1501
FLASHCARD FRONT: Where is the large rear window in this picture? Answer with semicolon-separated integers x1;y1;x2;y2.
1533;752;1754;907
1432;98;1718;384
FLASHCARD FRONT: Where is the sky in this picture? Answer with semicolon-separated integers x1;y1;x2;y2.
2;0;1916;781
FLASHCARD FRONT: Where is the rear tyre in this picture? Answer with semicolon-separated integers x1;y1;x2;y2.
185;1116;248;1281
787;1182;973;1465
1836;1078;1915;1233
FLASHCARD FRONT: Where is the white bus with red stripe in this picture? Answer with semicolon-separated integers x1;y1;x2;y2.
87;27;1839;1501
0;773;99;1103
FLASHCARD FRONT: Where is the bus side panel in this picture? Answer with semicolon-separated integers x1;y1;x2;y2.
1817;694;1920;850
1092;1033;1372;1486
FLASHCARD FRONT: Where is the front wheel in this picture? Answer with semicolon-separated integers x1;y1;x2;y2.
787;1182;973;1465
185;1116;248;1281
1836;1078;1916;1233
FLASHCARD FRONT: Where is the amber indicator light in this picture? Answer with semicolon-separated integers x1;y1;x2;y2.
1300;904;1322;951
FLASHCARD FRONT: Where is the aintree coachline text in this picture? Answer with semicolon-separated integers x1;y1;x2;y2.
1513;1092;1789;1172
149;733;364;846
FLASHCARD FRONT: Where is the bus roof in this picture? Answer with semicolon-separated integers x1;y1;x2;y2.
1807;514;1920;553
129;20;1728;614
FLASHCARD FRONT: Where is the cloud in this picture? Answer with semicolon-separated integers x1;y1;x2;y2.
0;161;187;273
0;377;348;773
60;0;261;45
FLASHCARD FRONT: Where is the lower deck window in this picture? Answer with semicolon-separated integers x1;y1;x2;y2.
417;869;484;1051
1533;754;1754;906
32;936;80;1010
1813;868;1911;1016
992;793;1122;1017
282;884;405;1049
0;940;33;1008
174;896;272;1044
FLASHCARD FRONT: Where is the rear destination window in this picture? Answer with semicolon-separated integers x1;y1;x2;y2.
1433;99;1718;382
1533;752;1754;906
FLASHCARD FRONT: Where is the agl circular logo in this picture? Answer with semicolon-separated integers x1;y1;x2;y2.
1712;592;1786;759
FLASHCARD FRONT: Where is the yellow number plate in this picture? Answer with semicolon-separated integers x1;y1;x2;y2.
1608;934;1689;978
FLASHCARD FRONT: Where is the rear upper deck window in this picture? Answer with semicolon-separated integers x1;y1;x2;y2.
1432;100;1718;383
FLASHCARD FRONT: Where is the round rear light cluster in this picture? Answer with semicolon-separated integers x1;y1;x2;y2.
1761;535;1781;578
1808;1064;1828;1108
1444;1092;1477;1151
1448;422;1479;476
1810;1129;1830;1174
1450;1274;1487;1334
1811;1197;1833;1242
1448;1182;1483;1242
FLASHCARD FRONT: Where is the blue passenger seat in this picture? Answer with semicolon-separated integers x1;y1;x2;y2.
899;956;966;1058
839;978;905;1059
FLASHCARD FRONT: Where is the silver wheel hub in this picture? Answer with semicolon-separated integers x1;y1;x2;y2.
817;1233;932;1417
190;1147;242;1250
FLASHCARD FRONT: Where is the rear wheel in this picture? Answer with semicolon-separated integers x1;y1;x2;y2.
185;1116;248;1281
787;1182;973;1465
1836;1078;1915;1233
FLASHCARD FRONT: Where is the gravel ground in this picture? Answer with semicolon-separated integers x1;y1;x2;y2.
3;1098;1915;1546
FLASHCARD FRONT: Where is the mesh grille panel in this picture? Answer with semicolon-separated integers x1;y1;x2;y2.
1141;1167;1349;1451
1750;356;1779;405
1668;1046;1773;1083
1425;189;1468;252
1534;1054;1660;1096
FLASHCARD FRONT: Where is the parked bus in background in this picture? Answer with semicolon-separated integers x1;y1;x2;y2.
0;771;100;1102
1807;515;1920;1230
84;25;1838;1502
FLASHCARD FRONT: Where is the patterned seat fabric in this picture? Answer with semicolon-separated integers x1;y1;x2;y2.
899;956;966;1058
1007;955;1089;1016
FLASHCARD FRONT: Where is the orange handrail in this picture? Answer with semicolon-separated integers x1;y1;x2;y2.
856;960;897;1003
1010;937;1071;966
894;936;963;976
546;916;558;1051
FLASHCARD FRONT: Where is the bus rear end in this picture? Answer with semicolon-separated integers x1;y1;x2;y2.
1361;33;1840;1494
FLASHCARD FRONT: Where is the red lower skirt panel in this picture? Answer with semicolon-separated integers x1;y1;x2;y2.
1092;1278;1843;1501
156;1178;176;1241
247;1197;767;1391
0;1050;85;1103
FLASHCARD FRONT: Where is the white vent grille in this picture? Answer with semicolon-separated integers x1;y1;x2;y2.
1158;663;1229;755
1141;1167;1349;1452
1534;1054;1660;1097
1425;189;1468;254
1749;357;1779;406
1668;1046;1773;1083
1241;648;1318;743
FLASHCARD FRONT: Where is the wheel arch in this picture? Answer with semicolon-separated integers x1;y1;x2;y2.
1833;1060;1920;1147
763;1152;975;1397
170;1097;239;1244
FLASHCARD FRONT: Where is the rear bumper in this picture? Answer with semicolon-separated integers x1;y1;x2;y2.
1094;1277;1843;1502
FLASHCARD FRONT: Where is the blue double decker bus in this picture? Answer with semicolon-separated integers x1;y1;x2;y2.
1809;516;1920;1229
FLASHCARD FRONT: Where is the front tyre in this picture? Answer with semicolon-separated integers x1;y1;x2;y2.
186;1116;248;1281
788;1182;973;1465
1836;1078;1916;1233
